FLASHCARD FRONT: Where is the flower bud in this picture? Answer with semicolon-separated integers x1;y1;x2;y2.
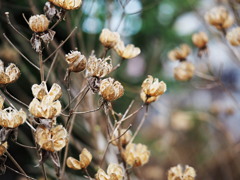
0;60;20;85
0;142;8;156
29;14;50;33
114;41;141;59
111;129;132;146
192;32;208;49
99;29;120;48
123;143;150;167
0;107;26;128
65;51;86;72
48;0;82;10
67;148;92;170
35;125;68;152
140;75;167;104
168;164;196;180
174;62;195;81
86;55;113;78
204;6;234;30
168;44;191;61
226;27;240;46
99;78;124;101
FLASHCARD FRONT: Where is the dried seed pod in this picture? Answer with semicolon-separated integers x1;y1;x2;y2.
140;75;166;104
174;62;195;81
0;107;26;128
0;142;8;156
99;78;124;101
168;164;196;180
48;0;82;10
29;14;50;33
123;143;150;167
0;60;20;85
95;164;123;180
35;125;68;152
95;168;110;180
226;27;240;46
99;29;121;48
114;41;141;59
65;51;86;72
168;44;191;61
192;32;208;49
67;148;92;170
204;6;234;30
86;55;113;78
111;129;132;146
32;81;48;100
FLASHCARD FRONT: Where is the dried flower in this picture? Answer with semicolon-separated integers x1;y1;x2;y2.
99;78;124;101
123;143;150;167
48;0;82;10
65;51;87;72
99;29;121;48
0;107;26;128
0;60;20;85
168;165;196;180
140;75;167;104
35;125;68;152
226;27;240;46
95;164;123;180
171;111;194;131
114;40;141;59
174;62;195;81
204;6;234;30
0;142;8;156
67;148;92;170
86;55;113;78
192;32;208;49
168;44;191;61
29;15;50;33
29;82;62;119
111;129;132;146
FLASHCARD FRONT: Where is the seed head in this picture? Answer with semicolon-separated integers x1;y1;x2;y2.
0;60;20;85
226;27;240;46
67;148;92;170
168;164;196;180
192;32;208;49
204;6;234;30
35;125;68;152
114;40;141;59
65;51;86;72
48;0;82;10
29;14;50;33
174;62;195;81
95;164;123;180
99;78;124;101
99;29;121;48
168;44;191;61
123;143;150;167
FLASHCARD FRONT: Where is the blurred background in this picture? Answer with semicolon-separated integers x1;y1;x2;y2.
1;0;240;179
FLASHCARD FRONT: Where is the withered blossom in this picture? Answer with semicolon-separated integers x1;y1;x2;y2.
0;142;8;156
168;164;196;180
226;27;240;46
48;0;82;10
99;29;121;48
95;164;123;180
65;51;86;72
29;15;50;33
0;60;20;85
114;40;141;59
174;62;195;81
168;44;191;61
192;32;208;49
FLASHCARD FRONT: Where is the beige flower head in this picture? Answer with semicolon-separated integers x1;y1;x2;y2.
204;6;234;30
0;60;20;85
168;44;191;61
29;82;62;119
48;0;82;10
0;107;26;128
141;75;167;104
123;143;150;167
226;27;240;46
95;164;123;180
114;40;141;59
99;29;121;48
99;78;124;101
35;125;68;152
111;129;132;146
67;148;92;170
174;62;195;81
65;51;87;72
168;165;196;180
0;142;8;156
192;32;208;49
29;14;50;33
86;55;113;78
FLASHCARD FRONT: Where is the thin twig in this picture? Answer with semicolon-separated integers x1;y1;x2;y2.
4;87;29;108
46;51;59;82
6;166;36;180
73;105;102;114
12;140;36;149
